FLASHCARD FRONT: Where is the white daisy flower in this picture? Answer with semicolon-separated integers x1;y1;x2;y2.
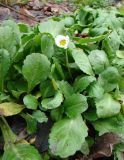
55;35;70;49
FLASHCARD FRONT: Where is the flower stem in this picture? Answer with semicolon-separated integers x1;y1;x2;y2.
65;50;72;79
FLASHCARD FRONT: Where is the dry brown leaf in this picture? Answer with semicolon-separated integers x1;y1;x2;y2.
18;7;37;25
89;132;121;159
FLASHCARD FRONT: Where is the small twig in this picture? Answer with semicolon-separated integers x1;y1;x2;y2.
0;2;39;23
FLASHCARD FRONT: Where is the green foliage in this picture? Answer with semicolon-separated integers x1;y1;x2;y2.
93;114;124;140
74;76;96;93
88;81;104;98
72;49;94;75
32;110;48;123
0;102;24;116
41;91;63;109
0;49;10;92
21;113;37;134
23;94;38;110
22;53;50;92
64;93;88;118
88;50;109;74
49;116;88;158
0;20;21;59
41;33;55;59
73;0;118;7
98;67;120;92
1;5;124;159
39;20;64;37
57;80;74;98
95;93;121;118
2;144;41;160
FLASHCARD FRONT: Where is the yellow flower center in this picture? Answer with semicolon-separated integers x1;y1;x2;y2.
60;39;66;46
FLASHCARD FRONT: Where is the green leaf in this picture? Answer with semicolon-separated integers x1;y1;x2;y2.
53;58;65;80
98;79;117;93
51;107;64;122
93;114;124;139
90;27;108;36
41;91;63;109
74;32;110;44
57;80;74;98
21;113;37;134
114;151;124;160
108;31;123;51
95;93;121;118
39;20;64;37
88;50;109;74
18;23;31;33
98;67;120;92
74;75;96;93
40;79;55;98
49;115;88;158
80;141;89;155
84;109;98;121
2;144;41;160
64;94;88;118
0;93;10;103
62;17;74;27
77;7;94;25
118;28;124;44
23;94;38;110
0;117;17;147
116;50;124;59
32;110;48;123
72;49;94;75
115;143;124;152
93;9;122;29
7;79;27;99
88;81;104;98
0;49;10;92
0;20;21;59
0;102;24;116
22;53;50;92
102;38;113;59
41;33;55;59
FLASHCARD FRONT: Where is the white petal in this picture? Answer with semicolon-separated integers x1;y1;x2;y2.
65;36;70;46
66;35;70;42
55;35;65;43
55;35;70;49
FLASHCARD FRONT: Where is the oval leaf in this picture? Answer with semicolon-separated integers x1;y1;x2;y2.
0;102;24;116
49;115;88;158
23;94;38;110
72;49;94;75
74;76;96;93
64;93;88;118
22;53;50;92
73;32;110;44
41;33;54;59
2;144;41;160
21;113;37;134
32;110;48;123
39;20;64;37
95;93;121;118
41;91;63;109
88;50;109;74
88;81;104;98
57;80;74;98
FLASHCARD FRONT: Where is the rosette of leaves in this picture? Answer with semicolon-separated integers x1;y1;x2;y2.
0;5;124;160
